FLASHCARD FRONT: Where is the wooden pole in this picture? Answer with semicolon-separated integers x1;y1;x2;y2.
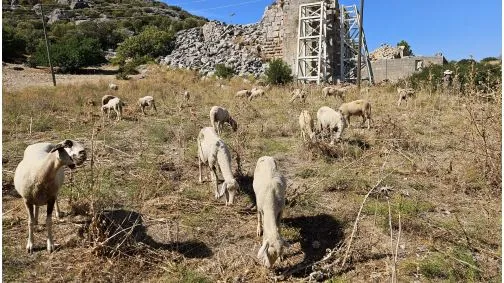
357;0;364;90
39;2;56;86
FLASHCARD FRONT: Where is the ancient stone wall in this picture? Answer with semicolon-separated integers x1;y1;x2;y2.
363;55;445;83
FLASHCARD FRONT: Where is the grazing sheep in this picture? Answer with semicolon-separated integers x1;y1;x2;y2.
14;140;87;253
197;127;239;205
108;83;118;90
235;89;252;98
183;90;190;101
397;87;415;106
316;106;346;144
299;110;315;141
101;94;117;106
322;86;345;99
248;87;265;101
209;106;238;135
138;95;157;115
338;99;372;129
102;97;124;121
253;156;288;268
290;88;307;103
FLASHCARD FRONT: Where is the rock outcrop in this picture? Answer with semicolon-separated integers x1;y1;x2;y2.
161;21;267;77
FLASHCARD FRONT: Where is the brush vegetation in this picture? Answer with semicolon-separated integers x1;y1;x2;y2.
2;65;501;282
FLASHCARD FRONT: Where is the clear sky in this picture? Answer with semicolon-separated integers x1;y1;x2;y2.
163;0;502;61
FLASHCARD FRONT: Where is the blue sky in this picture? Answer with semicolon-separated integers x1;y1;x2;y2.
163;0;502;61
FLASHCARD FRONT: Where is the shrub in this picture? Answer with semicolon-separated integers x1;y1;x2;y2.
214;64;235;79
35;34;106;73
115;26;174;63
265;58;293;85
3;24;26;61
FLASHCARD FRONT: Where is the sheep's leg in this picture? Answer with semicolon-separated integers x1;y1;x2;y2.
256;211;263;237
152;101;157;112
210;168;219;199
55;200;63;218
46;198;55;253
24;200;35;253
34;205;39;225
141;106;146;116
198;156;203;183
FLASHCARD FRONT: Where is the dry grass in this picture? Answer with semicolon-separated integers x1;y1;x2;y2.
2;65;501;282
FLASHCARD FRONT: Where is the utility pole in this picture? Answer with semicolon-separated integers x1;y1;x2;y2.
356;0;364;91
39;2;56;86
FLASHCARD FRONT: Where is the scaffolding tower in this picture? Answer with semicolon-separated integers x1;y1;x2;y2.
295;2;327;84
339;4;373;84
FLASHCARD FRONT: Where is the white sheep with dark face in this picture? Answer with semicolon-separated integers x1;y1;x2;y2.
14;139;87;253
253;156;288;268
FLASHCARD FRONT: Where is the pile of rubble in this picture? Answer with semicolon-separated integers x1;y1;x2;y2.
369;44;405;61
160;21;267;77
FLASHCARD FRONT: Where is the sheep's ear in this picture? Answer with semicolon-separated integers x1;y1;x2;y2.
257;241;270;260
50;140;73;153
217;182;226;198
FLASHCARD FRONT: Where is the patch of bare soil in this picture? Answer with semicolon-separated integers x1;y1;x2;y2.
2;63;119;92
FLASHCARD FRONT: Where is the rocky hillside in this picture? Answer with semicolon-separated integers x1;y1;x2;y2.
3;0;206;26
161;21;266;77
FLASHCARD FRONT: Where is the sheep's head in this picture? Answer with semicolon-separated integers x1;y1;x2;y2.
257;238;288;268
229;118;238;132
219;179;239;205
50;140;87;169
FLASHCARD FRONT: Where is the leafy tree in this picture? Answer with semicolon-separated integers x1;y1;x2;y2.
115;26;174;62
3;24;26;61
265;58;293;85
397;40;413;56
35;34;106;73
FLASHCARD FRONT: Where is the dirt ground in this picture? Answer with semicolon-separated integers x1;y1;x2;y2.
2;65;501;282
2;63;119;92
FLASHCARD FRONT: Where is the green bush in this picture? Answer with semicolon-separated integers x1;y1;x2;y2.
265;58;293;85
115;26;174;62
3;24;26;61
214;64;235;79
35;34;106;73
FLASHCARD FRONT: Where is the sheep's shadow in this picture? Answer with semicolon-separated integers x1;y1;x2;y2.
280;214;344;277
235;173;256;208
347;137;370;150
91;209;212;259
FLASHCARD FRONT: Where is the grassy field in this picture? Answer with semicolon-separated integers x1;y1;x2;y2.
2;65;501;282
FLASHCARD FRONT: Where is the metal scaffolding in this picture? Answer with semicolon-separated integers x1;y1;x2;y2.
295;2;327;84
339;4;373;84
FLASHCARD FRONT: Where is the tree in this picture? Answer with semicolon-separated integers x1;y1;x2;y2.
396;40;413;56
115;26;174;62
265;58;293;85
35;34;106;73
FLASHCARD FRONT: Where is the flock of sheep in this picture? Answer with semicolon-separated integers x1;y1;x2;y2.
12;81;414;269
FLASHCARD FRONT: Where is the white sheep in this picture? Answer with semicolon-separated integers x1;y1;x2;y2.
235;89;252;98
197;127;239;206
338;99;372;129
322;86;344;99
108;83;118;90
253;156;288;268
209;106;238;135
290;88;307;103
101;97;124;121
299;110;315;141
183;90;190;101
316;106;346;144
248;87;265;101
101;94;117;106
397;87;415;106
138;95;157;115
14;139;87;253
